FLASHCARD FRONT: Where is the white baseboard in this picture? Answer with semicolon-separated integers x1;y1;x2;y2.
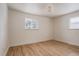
10;39;53;47
54;39;79;46
4;46;10;56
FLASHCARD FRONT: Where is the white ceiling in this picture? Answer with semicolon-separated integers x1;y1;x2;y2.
8;3;79;17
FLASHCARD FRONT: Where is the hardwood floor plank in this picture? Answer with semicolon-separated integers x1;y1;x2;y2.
6;40;79;56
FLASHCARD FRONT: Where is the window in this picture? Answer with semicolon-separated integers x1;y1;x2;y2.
25;18;39;29
69;17;79;29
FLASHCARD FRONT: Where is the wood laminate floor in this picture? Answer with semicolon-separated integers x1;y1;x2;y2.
7;40;79;56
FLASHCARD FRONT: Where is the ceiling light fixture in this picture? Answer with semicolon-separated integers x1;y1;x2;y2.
46;4;54;13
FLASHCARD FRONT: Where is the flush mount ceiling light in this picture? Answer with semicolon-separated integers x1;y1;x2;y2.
46;4;54;13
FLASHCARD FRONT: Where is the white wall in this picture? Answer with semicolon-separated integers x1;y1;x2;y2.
7;6;79;48
0;4;9;56
8;9;53;46
53;11;79;46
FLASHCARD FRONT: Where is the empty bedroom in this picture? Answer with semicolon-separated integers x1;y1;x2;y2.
0;3;79;56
